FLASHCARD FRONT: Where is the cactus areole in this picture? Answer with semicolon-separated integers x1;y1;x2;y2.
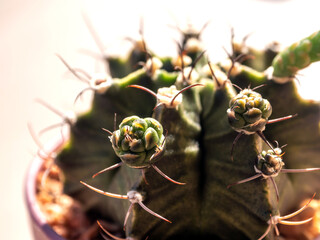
45;26;320;240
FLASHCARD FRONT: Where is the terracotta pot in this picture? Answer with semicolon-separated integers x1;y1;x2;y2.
24;138;65;240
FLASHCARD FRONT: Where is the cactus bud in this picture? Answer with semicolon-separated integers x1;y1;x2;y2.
111;116;165;168
257;149;284;177
227;88;272;134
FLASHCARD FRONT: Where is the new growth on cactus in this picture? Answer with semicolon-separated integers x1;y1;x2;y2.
92;115;186;185
227;145;320;202
33;17;320;240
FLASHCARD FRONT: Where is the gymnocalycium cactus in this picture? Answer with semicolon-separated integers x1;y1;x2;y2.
40;23;320;240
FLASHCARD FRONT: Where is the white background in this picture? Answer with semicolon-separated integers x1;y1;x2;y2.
0;0;319;239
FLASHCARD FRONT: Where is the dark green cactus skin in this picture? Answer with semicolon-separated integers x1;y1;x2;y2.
54;28;320;240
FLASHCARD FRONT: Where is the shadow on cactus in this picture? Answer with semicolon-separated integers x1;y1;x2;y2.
35;21;320;240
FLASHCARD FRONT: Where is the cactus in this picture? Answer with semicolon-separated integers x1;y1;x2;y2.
38;23;320;240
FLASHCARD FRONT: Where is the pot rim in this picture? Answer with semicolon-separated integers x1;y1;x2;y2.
24;135;66;240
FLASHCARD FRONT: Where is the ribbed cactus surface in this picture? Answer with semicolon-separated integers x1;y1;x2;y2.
53;26;320;240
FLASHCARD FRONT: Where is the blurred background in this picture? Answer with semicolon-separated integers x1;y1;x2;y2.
0;0;319;239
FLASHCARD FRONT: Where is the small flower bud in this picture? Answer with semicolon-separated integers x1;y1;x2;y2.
111;116;165;168
227;88;272;134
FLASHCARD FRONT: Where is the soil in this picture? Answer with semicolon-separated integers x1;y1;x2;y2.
35;159;122;240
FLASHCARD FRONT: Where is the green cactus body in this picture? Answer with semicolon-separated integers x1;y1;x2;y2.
272;30;320;80
51;27;320;240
